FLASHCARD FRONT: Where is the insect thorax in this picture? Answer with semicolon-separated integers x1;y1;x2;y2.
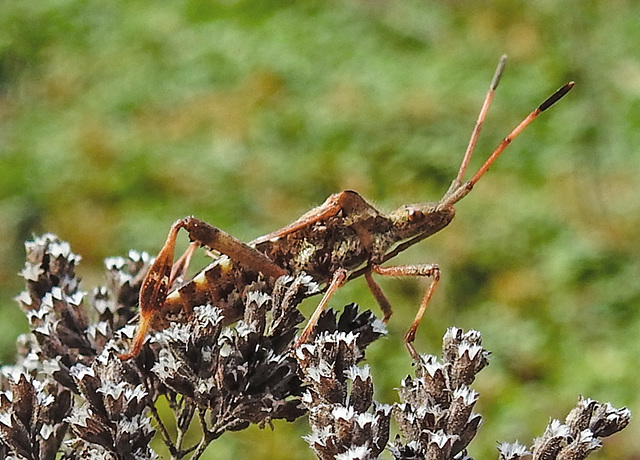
255;216;395;281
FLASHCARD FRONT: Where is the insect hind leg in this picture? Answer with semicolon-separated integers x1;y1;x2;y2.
119;216;288;360
170;241;199;286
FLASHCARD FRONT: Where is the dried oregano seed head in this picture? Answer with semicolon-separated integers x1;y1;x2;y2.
392;328;489;459
498;441;530;460
297;326;389;460
532;419;571;459
2;235;631;459
0;372;71;459
66;352;154;458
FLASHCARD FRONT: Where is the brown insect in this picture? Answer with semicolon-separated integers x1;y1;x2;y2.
119;56;574;360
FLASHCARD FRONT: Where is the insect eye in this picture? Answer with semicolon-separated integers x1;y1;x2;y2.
407;208;422;222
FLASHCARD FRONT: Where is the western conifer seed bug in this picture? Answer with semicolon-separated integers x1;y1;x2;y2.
119;56;574;360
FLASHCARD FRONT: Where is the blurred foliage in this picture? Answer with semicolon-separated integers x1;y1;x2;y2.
1;0;639;458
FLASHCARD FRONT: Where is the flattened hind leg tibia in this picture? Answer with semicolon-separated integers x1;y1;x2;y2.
117;222;181;360
119;216;288;360
117;313;151;361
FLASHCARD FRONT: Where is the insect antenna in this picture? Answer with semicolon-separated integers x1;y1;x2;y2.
440;79;575;207
367;69;574;268
452;54;508;191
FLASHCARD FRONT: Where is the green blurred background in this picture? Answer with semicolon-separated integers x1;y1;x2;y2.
1;1;639;458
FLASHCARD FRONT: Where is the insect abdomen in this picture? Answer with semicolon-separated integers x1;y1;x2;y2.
163;257;251;325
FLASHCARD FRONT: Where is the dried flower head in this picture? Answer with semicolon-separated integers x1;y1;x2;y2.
65;352;155;459
527;396;631;460
149;276;316;441
390;327;487;460
296;314;389;460
0;372;70;460
0;235;632;460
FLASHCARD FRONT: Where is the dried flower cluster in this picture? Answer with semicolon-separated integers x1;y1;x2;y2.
0;234;631;459
148;276;318;457
0;234;385;459
64;354;156;459
298;326;631;460
0;234;158;459
498;396;631;460
0;372;70;459
295;313;389;459
389;327;488;459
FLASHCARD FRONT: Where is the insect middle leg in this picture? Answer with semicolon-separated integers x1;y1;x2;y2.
295;268;348;347
295;263;440;361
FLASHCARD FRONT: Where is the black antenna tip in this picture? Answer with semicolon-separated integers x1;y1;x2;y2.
490;55;508;91
539;81;575;112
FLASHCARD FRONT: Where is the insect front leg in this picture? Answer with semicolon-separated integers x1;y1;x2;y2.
119;216;287;360
370;263;441;361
